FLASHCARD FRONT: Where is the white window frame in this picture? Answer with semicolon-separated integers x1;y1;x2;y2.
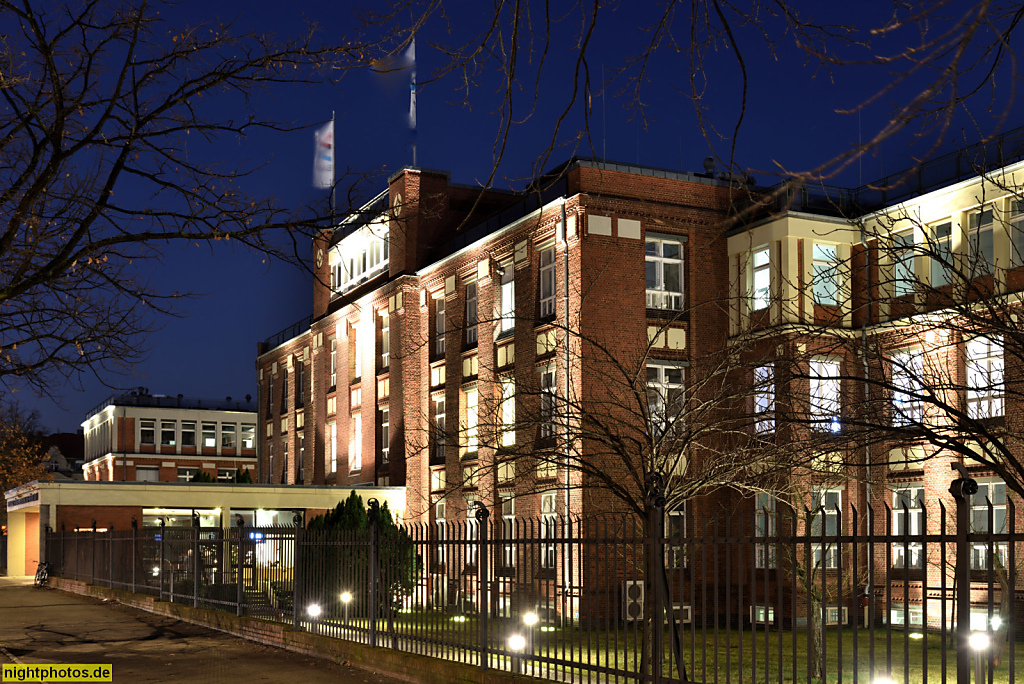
465;281;478;345
893;230;915;296
539;245;557;317
241;424;255;449
809;358;841;432
540;365;557;440
967;336;1004;419
751;246;770;310
647;361;686;435
499;265;515;334
753;364;775;434
330;338;337;388
140;419;155;446
466;499;480;565
811;488;842;570
1010;200;1024;267
431;395;446;462
181;421;196;448
160;420;176;447
500;376;516;446
329;422;337;473
349;413;362;471
971;479;1008;571
892;485;924;569
435;295;446;356
380;312;390;368
177;467;198;483
221;423;237;449
500;495;516;568
464;387;479;454
351;324;361;381
930;221;953;287
435;500;448;565
646;238;685;310
891;349;924;426
811;243;839;306
202;422;217;448
755;493;777;569
665;503;688;569
541;492;557;569
380;407;390;465
135;466;159;482
968;206;995;277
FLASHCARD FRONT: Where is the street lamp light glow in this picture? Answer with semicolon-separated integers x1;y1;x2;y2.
523;612;539;626
307;603;322;618
508;634;527;651
340;591;353;604
991;615;1003;631
872;677;896;684
969;631;991;651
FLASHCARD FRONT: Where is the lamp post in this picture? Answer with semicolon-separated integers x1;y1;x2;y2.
308;603;322;633
522;611;538;669
969;631;990;684
508;633;526;673
341;591;352;628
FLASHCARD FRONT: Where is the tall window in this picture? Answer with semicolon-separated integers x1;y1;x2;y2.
435;500;448;565
202;422;217;447
893;231;916;296
465;282;478;345
967;336;1004;418
351;325;361;381
812;244;839;306
809;358;841;432
755;493;777;569
241;424;255;449
431;396;446;462
971;480;1008;570
434;296;446;356
500;495;516;568
296;361;305;409
891;349;924;426
647;361;685;435
1011;200;1024;267
380;312;390;368
181;421;196;447
539;246;557;317
646;238;684;310
160;420;176;447
541;492;557;569
265;374;274;417
328;422;337;473
753;364;775;434
930;221;953;287
221;424;236;448
500;377;516;446
540;365;557;440
499;265;515;334
751;246;770;310
665;503;687;569
280;370;288;414
380;407;390;465
349;413;362;471
464;388;479;453
140;419;155;446
811;488;842;570
968;207;994;277
466;500;480;565
329;338;337;388
297;436;305;483
892;486;924;569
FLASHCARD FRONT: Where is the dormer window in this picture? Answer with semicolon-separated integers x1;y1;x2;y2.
330;216;389;295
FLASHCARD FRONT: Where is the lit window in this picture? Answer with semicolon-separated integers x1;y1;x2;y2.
499;265;515;334
541;492;557;568
646;361;685;435
431;468;446;492
466;499;480;565
328;423;337;473
349;413;362;471
351;325;361;381
434;296;446;356
140;419;155;446
329;338;337;388
755;494;776;569
1010;200;1024;267
811;488;842;569
812;244;839;306
380;312;390;368
160;420;176;447
539;246;557;317
971;480;1007;570
501;495;516;567
646;238;685;310
241;424;255;449
266;373;274;417
751;246;770;310
463;463;479;489
280;369;288;414
497;460;514;483
331;219;390;294
892;486;924;569
295;361;305;409
177;467;198;483
380;407;390;465
500;377;516;446
465;282;478;345
891;349;924;426
221;424;236;448
967;336;1004;418
202;422;217;448
893;231;915;296
930;221;953;287
464;388;479;453
435;500;448;565
753;364;774;434
809;358;841;432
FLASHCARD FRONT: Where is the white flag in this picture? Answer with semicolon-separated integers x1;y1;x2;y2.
408;38;417;131
313;120;334;190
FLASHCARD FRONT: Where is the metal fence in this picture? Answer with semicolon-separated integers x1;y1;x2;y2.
44;487;1024;684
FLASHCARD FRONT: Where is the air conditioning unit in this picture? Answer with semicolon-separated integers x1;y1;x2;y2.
665;603;692;625
825;606;849;625
623;581;645;621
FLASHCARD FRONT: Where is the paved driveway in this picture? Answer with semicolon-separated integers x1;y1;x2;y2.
0;577;407;683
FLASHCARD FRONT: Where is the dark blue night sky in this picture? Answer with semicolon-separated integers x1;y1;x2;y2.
22;0;1022;432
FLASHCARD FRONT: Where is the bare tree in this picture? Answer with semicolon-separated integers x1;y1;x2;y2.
0;401;47;527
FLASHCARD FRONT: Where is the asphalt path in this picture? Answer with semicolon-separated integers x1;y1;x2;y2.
0;576;409;683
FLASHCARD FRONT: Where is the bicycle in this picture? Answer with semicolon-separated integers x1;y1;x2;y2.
34;560;51;588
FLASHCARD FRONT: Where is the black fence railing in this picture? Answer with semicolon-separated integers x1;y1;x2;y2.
46;492;1024;683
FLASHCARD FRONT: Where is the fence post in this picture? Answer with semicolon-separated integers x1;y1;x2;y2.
368;499;380;649
108;525;114;588
476;503;491;671
236;519;245;617
293;525;304;631
158;518;166;602
193;515;201;609
91;520;97;585
131;518;137;594
949;463;978;684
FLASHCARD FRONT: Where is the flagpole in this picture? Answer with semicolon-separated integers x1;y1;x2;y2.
330;110;336;215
